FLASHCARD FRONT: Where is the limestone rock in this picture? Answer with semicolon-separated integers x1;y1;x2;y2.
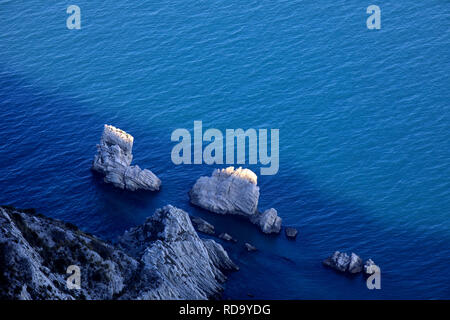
190;217;215;235
117;205;238;299
92;125;161;191
189;167;259;217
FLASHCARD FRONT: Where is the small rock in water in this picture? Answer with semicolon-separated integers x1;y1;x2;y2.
285;227;298;239
250;208;282;234
244;243;257;252
219;233;237;243
324;251;369;275
190;216;215;235
189;167;283;234
323;251;351;272
92;125;161;191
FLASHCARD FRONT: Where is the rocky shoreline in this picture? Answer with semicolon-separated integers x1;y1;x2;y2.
91;125;378;290
0;205;237;300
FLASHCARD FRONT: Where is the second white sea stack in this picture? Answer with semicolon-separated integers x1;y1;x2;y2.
92;125;161;191
189;167;282;234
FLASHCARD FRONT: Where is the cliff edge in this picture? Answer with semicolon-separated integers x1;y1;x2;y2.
0;205;237;300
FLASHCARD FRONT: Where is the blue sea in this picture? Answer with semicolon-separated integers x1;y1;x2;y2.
1;1;449;299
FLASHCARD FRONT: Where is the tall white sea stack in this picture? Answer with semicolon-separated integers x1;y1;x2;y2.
92;125;161;191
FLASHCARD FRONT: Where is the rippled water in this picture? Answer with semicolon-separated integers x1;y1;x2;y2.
1;1;449;299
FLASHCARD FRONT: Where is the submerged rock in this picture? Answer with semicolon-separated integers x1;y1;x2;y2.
189;167;259;217
364;259;378;275
244;243;257;252
0;205;237;300
218;233;237;243
190;217;215;235
285;227;298;239
92;125;161;191
189;167;282;234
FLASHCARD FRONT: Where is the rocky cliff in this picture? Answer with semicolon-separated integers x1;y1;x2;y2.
0;205;237;300
92;125;161;191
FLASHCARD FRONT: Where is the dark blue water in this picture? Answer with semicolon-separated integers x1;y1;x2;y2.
1;1;449;299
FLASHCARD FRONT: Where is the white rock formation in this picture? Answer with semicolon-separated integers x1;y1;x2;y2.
189;167;259;217
92;125;161;191
285;227;298;239
323;251;351;272
0;205;237;300
189;167;282;234
244;243;257;252
218;233;237;243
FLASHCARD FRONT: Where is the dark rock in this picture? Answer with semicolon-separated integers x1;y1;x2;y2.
189;167;259;217
203;240;239;272
250;208;282;234
219;233;237;243
285;227;298;239
190;217;215;235
189;167;282;234
244;243;257;252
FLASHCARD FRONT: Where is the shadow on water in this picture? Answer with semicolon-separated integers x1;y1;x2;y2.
90;171;161;208
0;67;166;241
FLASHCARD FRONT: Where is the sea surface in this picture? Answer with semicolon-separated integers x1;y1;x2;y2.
1;1;449;299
